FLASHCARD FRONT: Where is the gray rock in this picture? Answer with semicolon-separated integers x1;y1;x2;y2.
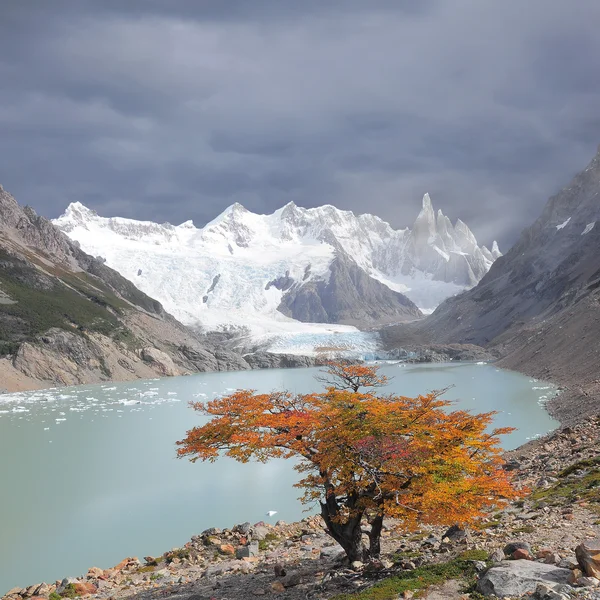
490;549;505;563
233;522;251;535
320;545;345;561
441;524;467;543
55;578;79;595
251;525;271;541
236;541;259;558
476;560;572;598
503;541;532;557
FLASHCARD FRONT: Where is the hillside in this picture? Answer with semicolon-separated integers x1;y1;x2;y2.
0;185;249;391
381;146;600;425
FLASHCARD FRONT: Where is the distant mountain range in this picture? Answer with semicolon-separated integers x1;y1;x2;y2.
54;194;501;333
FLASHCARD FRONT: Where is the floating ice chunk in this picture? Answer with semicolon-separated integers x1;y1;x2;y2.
556;217;571;230
582;222;595;235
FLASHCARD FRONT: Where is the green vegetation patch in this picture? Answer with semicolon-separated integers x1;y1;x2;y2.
332;550;489;600
531;456;600;513
0;249;139;355
164;548;190;564
259;532;280;550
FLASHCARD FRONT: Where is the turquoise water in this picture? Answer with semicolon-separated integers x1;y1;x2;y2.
0;362;558;592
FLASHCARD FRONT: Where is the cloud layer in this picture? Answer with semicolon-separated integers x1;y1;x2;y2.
2;0;600;247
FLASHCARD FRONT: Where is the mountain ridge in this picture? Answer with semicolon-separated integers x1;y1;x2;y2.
54;194;501;332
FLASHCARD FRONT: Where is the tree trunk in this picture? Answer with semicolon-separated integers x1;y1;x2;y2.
367;512;384;558
320;501;367;561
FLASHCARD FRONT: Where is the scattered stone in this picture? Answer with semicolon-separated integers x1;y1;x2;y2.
270;581;285;593
320;545;345;561
491;549;505;562
281;572;301;588
251;526;270;541
236;541;259;559
441;524;467;543
219;544;236;556
233;522;251;535
72;582;97;596
578;576;600;587
504;541;532;557
513;548;532;560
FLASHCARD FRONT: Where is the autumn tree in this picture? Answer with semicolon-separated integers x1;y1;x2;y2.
176;362;518;562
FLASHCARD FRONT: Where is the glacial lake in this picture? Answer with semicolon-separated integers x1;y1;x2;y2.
0;362;558;592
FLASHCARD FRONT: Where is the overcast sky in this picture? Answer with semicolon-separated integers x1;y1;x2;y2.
1;0;600;248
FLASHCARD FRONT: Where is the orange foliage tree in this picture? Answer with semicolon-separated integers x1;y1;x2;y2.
177;362;518;562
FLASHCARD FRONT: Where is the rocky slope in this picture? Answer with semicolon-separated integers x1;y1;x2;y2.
381;146;600;425
3;416;599;600
53;195;500;332
0;185;252;391
278;251;421;325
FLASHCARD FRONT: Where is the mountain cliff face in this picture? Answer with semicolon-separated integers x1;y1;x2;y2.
382;146;600;424
419;148;600;346
0;185;248;392
278;252;421;325
53;195;499;332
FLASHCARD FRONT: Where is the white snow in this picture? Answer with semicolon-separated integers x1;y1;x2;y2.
556;217;571;230
582;222;595;235
53;195;501;339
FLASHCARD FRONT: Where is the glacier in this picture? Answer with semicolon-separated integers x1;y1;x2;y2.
53;194;501;351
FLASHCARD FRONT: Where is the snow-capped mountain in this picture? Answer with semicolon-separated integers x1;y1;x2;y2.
53;195;500;334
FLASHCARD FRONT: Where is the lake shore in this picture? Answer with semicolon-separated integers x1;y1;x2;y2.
2;415;599;600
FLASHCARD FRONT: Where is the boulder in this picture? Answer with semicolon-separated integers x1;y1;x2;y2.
236;542;259;559
251;525;270;541
575;538;600;578
72;583;97;596
219;544;236;556
320;545;345;561
476;560;571;598
441;524;467;543
233;522;251;535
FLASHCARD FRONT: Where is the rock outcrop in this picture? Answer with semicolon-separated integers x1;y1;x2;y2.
278;252;422;325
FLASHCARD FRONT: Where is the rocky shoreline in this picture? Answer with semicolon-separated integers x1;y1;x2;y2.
3;415;599;600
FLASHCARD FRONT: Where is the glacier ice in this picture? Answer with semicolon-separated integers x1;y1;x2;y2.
53;194;501;336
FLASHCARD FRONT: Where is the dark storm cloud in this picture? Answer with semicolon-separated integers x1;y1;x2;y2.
1;0;600;247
